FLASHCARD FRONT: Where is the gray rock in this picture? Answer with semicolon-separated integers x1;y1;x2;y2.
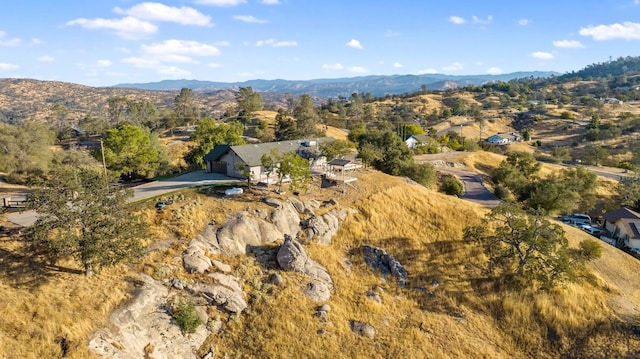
361;245;408;286
318;304;331;312
350;321;376;339
366;290;382;304
304;281;331;302
316;309;329;320
270;273;284;286
305;211;340;245
263;197;282;208
305;199;321;211
211;260;232;273
277;235;333;301
171;278;187;290
193;224;221;255
195;305;209;324
193;273;247;314
182;243;212;274
207;320;223;334
288;197;306;214
271;201;301;237
216;212;283;256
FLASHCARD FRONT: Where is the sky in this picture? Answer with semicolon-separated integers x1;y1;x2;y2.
2;0;640;87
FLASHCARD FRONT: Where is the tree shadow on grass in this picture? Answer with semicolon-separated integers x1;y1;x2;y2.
0;238;83;288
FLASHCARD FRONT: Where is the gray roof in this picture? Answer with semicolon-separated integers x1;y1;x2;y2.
603;207;640;222
205;137;335;167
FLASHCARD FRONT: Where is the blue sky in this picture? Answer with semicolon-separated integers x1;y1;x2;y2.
2;0;640;86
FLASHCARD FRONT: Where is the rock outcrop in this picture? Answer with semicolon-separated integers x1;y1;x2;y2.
361;245;408;286
350;321;376;339
182;241;212;274
216;212;283;256
277;235;333;301
271;201;301;237
190;273;247;314
88;275;209;358
304;209;347;245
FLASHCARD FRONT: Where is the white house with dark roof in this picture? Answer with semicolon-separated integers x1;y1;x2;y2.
486;132;522;145
203;137;334;181
602;207;640;249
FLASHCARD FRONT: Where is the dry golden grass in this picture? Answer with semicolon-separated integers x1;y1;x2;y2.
323;125;349;141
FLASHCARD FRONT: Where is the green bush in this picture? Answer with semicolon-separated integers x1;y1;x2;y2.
440;175;464;196
171;299;203;334
494;185;511;200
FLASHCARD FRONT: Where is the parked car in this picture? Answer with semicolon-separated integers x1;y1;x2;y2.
562;213;592;226
579;224;603;236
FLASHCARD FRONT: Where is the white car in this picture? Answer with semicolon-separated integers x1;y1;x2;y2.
579;224;603;236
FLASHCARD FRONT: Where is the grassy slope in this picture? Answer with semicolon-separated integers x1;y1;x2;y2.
1;170;640;357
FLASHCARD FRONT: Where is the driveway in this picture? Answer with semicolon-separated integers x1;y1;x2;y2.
6;170;240;227
439;168;502;208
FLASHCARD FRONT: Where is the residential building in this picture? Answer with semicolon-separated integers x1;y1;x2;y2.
602;207;640;249
486;132;522;145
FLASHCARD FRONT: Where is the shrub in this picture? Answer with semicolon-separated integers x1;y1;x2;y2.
440;175;463;196
171;299;203;334
494;184;511;200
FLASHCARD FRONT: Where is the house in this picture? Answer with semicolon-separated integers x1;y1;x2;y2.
403;134;431;149
203;137;334;182
322;158;361;187
602;207;640;249
486;132;522;145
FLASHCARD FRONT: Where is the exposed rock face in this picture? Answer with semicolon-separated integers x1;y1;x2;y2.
216;212;283;256
193;223;221;255
211;260;232;273
277;235;333;301
271;202;301;237
263;197;282;208
350;321;376;339
361;245;408;286
304;209;347;245
88;275;209;359
190;273;247;314
182;241;212;274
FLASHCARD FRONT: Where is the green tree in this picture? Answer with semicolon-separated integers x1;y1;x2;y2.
0;121;55;184
273;151;311;193
174;88;198;126
399;123;425;136
260;152;276;186
582;145;609;166
236;87;264;120
184;119;245;168
491;152;541;200
527;166;598;214
617;175;640;210
99;124;164;178
465;204;573;289
274;109;298;141
319;139;355;161
24;166;145;276
293;94;323;139
440;175;464;196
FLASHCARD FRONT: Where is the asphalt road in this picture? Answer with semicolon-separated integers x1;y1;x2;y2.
6;170;240;227
438;168;502;208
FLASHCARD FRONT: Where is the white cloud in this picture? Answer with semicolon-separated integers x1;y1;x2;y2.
384;30;400;38
393;62;403;68
233;15;269;24
215;41;230;46
114;2;212;26
579;22;640;40
348;66;367;73
322;63;344;70
255;38;297;47
0;63;18;70
123;57;158;68
487;67;502;74
261;0;280;4
96;59;112;67
142;39;220;57
449;16;465;25
518;19;531;26
194;0;246;6
31;38;42;45
472;15;493;25
552;40;585;48
417;68;438;74
345;39;363;49
0;31;22;46
531;51;554;59
158;66;191;76
442;62;464;72
38;55;55;62
66;16;158;39
208;62;222;68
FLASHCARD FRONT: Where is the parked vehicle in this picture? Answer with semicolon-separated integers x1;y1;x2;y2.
579;224;603;236
562;213;591;226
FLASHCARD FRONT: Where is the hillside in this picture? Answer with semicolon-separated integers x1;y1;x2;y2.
1;168;640;358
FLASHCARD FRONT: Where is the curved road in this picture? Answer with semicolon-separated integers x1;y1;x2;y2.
439;168;502;208
6;170;240;227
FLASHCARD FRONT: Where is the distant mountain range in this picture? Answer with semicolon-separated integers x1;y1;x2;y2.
114;71;559;97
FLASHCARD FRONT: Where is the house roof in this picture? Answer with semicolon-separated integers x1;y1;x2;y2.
328;159;351;166
620;220;640;240
603;207;640;222
402;134;417;141
204;137;335;167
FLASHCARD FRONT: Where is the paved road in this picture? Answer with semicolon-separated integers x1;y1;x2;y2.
438;168;502;208
6;170;240;227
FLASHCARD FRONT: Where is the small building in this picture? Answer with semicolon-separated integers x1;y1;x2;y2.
203;137;334;182
602;207;640;249
403;134;431;149
486;132;522;145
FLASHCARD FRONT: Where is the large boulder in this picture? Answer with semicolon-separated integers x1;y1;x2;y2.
277;235;333;301
304;209;345;245
182;241;212;274
216;212;283;256
88;275;209;358
361;245;408;287
193;223;221;255
350;321;376;339
191;273;247;314
271;202;301;237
